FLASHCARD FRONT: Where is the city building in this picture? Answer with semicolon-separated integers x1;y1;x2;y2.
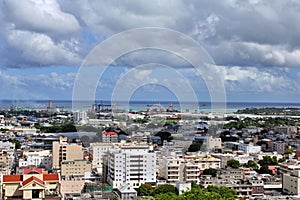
61;159;92;177
278;161;300;175
102;130;118;143
1;168;60;199
274;126;297;134
272;142;286;154
158;157;199;183
185;154;221;171
0;150;11;175
90;143;114;174
205;136;222;151
52;136;83;170
218;168;244;183
18;150;52;170
60;180;85;198
107;144;156;188
117;183;137;200
238;143;261;154
283;170;300;195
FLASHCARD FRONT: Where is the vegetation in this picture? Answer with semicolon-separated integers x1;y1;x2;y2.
164;120;179;126
284;148;294;154
256;165;273;175
258;156;278;166
133;118;150;124
155;131;173;144
11;140;21;149
187;142;203;152
256;156;278;175
136;184;153;196
222;115;299;130
35;122;77;133
202;168;217;177
226;159;240;169
152;184;178;196
236;107;300;116
150;183;238;200
244;160;259;170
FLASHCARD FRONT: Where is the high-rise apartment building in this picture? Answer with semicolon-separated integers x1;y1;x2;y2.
107;144;156;188
52;136;83;170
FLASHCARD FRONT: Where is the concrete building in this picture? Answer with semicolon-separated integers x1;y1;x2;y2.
272;142;286;154
274;125;297;134
185;154;221;171
117;183;137;200
52;136;83;170
205;136;222;151
90;143;114;174
102;130;118;143
218;168;244;183
278;161;300;175
0;141;15;155
61;159;92;177
238;143;261;154
1;168;60;199
283;170;300;195
0;150;11;175
107;144;156;188
19;150;52;170
158;157;199;183
60;180;85;198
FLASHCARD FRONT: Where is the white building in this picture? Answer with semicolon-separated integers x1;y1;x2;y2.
272;142;286;154
90;143;114;174
283;170;300;195
18;150;52;170
158;157;199;184
205;136;222;150
107;144;156;188
74;111;88;124
0;141;15;154
238;143;261;154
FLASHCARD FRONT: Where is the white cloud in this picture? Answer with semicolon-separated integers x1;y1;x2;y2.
4;29;81;66
3;0;80;35
218;66;298;93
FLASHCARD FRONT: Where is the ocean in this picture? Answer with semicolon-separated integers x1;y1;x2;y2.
1;100;300;113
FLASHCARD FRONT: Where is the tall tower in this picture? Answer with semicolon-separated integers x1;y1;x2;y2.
49;100;53;109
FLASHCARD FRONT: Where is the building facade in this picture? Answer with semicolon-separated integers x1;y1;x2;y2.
61;159;92;177
52;136;83;170
90;143;114;174
107;144;156;188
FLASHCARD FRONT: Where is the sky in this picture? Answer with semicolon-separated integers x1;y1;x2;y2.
0;0;300;103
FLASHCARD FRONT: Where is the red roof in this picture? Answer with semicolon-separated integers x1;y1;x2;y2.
22;176;44;186
103;130;117;135
3;175;22;183
43;174;59;181
23;168;43;174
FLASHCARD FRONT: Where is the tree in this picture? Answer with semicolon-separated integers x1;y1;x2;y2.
278;158;286;163
258;156;277;166
205;185;237;200
12;140;21;149
227;159;240;169
285;148;294;154
136;184;153;196
244;160;258;170
188;142;203;152
155;192;178;200
153;184;177;196
155;131;173;144
202;168;217;177
257;165;273;175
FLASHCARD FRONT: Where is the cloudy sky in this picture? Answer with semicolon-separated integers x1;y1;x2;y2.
1;0;300;103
